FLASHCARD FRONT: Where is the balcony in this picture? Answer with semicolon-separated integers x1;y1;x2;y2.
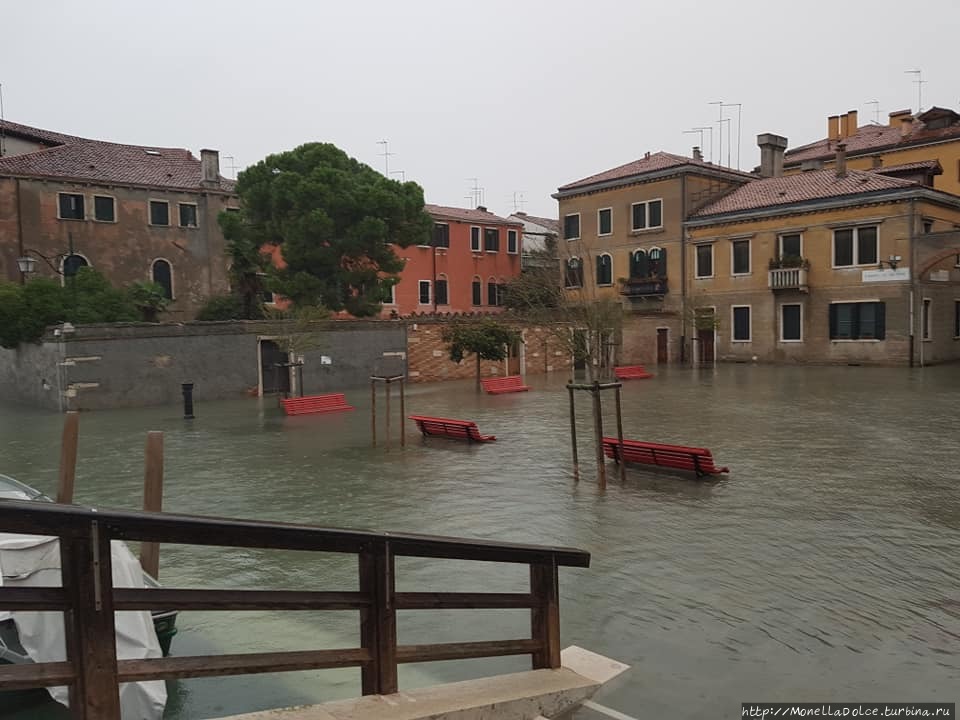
768;258;809;292
619;276;668;298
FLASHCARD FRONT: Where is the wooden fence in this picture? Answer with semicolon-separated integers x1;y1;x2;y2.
0;500;590;719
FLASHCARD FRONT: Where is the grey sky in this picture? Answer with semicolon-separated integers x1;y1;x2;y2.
2;0;958;218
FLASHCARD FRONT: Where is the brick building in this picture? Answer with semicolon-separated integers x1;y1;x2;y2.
0;120;238;319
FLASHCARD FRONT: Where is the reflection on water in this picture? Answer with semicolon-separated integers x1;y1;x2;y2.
1;365;959;719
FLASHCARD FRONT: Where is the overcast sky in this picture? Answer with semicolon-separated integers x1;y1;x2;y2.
2;0;958;218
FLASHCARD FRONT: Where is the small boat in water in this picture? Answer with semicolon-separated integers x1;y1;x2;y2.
0;473;175;718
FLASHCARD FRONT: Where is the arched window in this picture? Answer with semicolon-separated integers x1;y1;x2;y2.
471;276;482;306
596;254;612;285
151;259;173;299
564;257;583;288
487;276;498;306
62;254;89;278
648;246;667;278
629;249;647;279
435;273;449;305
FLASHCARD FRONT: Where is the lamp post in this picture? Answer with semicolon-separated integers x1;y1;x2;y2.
17;233;80;280
878;255;903;271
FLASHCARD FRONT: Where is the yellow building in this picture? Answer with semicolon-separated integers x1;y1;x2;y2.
552;151;753;364
686;147;960;366
783;107;960;197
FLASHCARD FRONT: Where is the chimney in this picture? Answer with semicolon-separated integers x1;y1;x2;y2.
828;115;840;141
835;142;847;178
692;146;703;161
846;110;858;137
476;205;487;212
888;109;912;127
757;133;789;177
801;159;824;172
900;115;914;137
200;149;220;186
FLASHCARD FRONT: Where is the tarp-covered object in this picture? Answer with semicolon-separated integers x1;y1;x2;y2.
0;530;167;719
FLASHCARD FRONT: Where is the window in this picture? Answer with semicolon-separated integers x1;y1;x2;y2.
564;213;580;240
732;239;751;275
435;276;449;305
418;280;431;305
629;249;648;279
648;247;666;278
470;227;481;252
829;302;886;340
432;223;450;248
922;219;934;234
507;229;518;254
598;208;612;236
472;277;482;305
149;200;170;226
261;288;275;304
151;259;173;299
781;304;802;341
922;298;932;340
487;279;498;306
93;195;115;222
779;233;802;260
564;258;583;288
225;207;241;214
631;199;663;231
384;283;396;305
695;244;713;278
833;226;878;267
62;254;88;278
58;193;84;220
596;254;612;285
484;227;499;252
179;203;198;228
732;306;751;342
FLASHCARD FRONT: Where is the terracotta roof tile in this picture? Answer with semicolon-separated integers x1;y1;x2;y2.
558;151;754;191
510;213;559;234
693;169;918;217
871;159;942;175
0;120;235;192
425;203;519;226
0;119;87;146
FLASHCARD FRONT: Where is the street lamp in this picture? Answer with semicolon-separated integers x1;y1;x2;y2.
17;233;83;283
878;254;903;271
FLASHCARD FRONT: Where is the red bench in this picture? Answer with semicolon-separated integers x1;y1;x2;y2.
409;415;496;443
602;437;728;478
281;393;354;416
480;375;531;394
614;365;654;380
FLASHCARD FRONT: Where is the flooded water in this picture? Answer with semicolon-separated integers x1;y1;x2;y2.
1;364;959;719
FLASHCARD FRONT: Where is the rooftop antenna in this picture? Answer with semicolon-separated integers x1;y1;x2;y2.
694;125;713;162
709;101;724;166
510;191;527;213
466;178;483;208
722;102;742;170
683;128;704;156
905;69;926;113
865;100;881;125
0;82;6;157
223;155;240;178
720;118;732;168
376;140;394;177
389;170;406;182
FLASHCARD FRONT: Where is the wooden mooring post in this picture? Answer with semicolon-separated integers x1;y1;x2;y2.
370;375;406;450
56;411;80;504
566;380;624;490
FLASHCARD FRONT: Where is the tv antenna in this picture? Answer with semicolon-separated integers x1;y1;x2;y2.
510;191;526;213
865;100;881;125
466;178;484;208
390;170;406;182
376;140;394;177
223;155;240;178
709;101;724;166
683;128;704;157
722;102;742;170
904;70;926;112
720;118;732;168
0;82;6;157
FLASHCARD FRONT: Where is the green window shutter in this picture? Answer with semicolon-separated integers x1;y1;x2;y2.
658;248;667;277
829;303;837;339
876;302;886;340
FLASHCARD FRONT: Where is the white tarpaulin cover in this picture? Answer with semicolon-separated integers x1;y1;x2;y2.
0;529;167;720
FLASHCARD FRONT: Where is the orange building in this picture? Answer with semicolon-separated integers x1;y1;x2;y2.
384;204;523;317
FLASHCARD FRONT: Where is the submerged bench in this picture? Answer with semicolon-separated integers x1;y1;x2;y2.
614;365;654;380
409;415;496;443
480;375;531;394
281;393;354;416
602;437;728;478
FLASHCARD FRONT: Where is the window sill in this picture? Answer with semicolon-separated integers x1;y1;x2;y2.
830;339;882;343
832;264;878;270
922;338;933;343
598;232;613;238
731;339;752;343
93;219;117;224
149;224;171;228
565;237;581;242
564;286;583;290
179;225;199;230
731;272;752;277
58;217;85;222
597;283;614;288
630;227;664;236
779;339;803;343
695;275;714;280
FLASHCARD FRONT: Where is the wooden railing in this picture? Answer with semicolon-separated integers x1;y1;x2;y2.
0;500;590;720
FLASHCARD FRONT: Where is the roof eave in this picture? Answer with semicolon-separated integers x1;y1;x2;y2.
784;132;960;167
0;169;238;196
553;164;754;200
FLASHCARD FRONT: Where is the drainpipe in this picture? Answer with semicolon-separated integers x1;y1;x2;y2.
680;174;687;363
432;245;437;313
908;198;916;368
16;178;25;284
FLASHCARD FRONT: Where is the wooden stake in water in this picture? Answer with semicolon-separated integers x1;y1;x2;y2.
567;383;579;482
399;378;406;448
56;411;80;504
140;431;164;579
614;384;626;483
592;381;606;490
371;380;377;448
385;380;391;451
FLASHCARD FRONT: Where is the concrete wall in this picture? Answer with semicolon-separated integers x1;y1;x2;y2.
0;321;407;411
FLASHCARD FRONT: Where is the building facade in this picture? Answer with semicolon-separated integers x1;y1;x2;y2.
384;204;523;317
506;212;559;270
0;120;237;320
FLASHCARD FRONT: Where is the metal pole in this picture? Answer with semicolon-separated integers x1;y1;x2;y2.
614;385;626;483
371;380;377;448
399;378;406;448
181;383;195;419
592;381;606;489
567;384;579;482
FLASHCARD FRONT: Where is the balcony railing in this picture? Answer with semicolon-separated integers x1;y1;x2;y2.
768;267;808;292
619;277;668;297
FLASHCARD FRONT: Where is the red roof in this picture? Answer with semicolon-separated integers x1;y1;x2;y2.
511;212;559;234
0;120;235;192
693;169;918;217
872;159;942;175
425;204;519;226
0;119;87;146
558;151;754;191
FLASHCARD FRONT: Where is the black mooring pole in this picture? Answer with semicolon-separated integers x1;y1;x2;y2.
182;382;195;419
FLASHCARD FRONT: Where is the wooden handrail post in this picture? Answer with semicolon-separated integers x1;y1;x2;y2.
140;431;164;579
60;522;121;719
530;559;561;670
370;380;377;448
57;411;80;504
359;541;397;695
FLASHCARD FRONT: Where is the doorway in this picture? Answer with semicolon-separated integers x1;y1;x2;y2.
259;339;291;395
656;328;669;365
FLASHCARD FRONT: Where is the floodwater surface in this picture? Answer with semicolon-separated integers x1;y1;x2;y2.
1;364;959;719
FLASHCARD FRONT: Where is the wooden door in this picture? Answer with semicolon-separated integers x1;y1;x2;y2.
656;328;668;364
697;329;715;364
259;340;290;395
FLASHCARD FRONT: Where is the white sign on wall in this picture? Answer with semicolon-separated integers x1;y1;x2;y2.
929;270;950;282
862;268;910;282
